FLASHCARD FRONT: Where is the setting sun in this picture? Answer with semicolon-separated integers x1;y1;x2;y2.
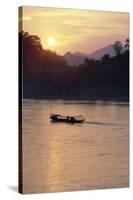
47;37;56;46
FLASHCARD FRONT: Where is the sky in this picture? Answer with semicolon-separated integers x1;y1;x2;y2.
20;6;129;55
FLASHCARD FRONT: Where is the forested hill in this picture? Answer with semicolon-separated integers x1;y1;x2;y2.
19;31;129;101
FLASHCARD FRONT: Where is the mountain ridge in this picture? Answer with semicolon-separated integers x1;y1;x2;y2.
64;44;127;65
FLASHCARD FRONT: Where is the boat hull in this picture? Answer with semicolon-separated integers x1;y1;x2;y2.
51;118;84;123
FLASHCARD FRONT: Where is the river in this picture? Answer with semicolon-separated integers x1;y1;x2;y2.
22;99;129;193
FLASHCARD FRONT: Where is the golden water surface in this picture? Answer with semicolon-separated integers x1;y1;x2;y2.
22;100;129;193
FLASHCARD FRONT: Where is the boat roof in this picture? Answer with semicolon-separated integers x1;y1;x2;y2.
51;114;84;118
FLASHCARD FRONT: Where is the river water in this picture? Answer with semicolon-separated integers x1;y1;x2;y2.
22;99;129;193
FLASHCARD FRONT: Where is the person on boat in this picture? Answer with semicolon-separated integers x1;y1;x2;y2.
71;117;74;121
67;116;70;121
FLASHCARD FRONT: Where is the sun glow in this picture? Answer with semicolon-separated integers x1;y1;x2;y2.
47;37;56;46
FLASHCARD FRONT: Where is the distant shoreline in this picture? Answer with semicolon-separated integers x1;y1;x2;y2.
22;95;129;103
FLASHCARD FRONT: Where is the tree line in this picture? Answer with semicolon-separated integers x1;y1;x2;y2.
19;31;129;101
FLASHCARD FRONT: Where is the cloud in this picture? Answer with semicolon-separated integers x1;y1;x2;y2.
22;6;129;54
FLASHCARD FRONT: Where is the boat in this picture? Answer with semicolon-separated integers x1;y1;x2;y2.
50;114;85;123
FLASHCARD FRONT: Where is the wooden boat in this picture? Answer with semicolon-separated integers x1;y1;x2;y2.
50;114;85;123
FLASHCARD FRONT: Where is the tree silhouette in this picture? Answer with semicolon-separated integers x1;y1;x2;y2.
113;41;123;56
125;38;129;48
19;31;129;101
101;54;110;63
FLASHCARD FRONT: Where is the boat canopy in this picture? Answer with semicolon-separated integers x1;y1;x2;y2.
50;114;84;120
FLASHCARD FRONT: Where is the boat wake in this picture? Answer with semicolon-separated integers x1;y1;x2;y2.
84;121;126;127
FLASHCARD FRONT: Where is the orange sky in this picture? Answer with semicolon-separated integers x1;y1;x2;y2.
20;6;129;55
